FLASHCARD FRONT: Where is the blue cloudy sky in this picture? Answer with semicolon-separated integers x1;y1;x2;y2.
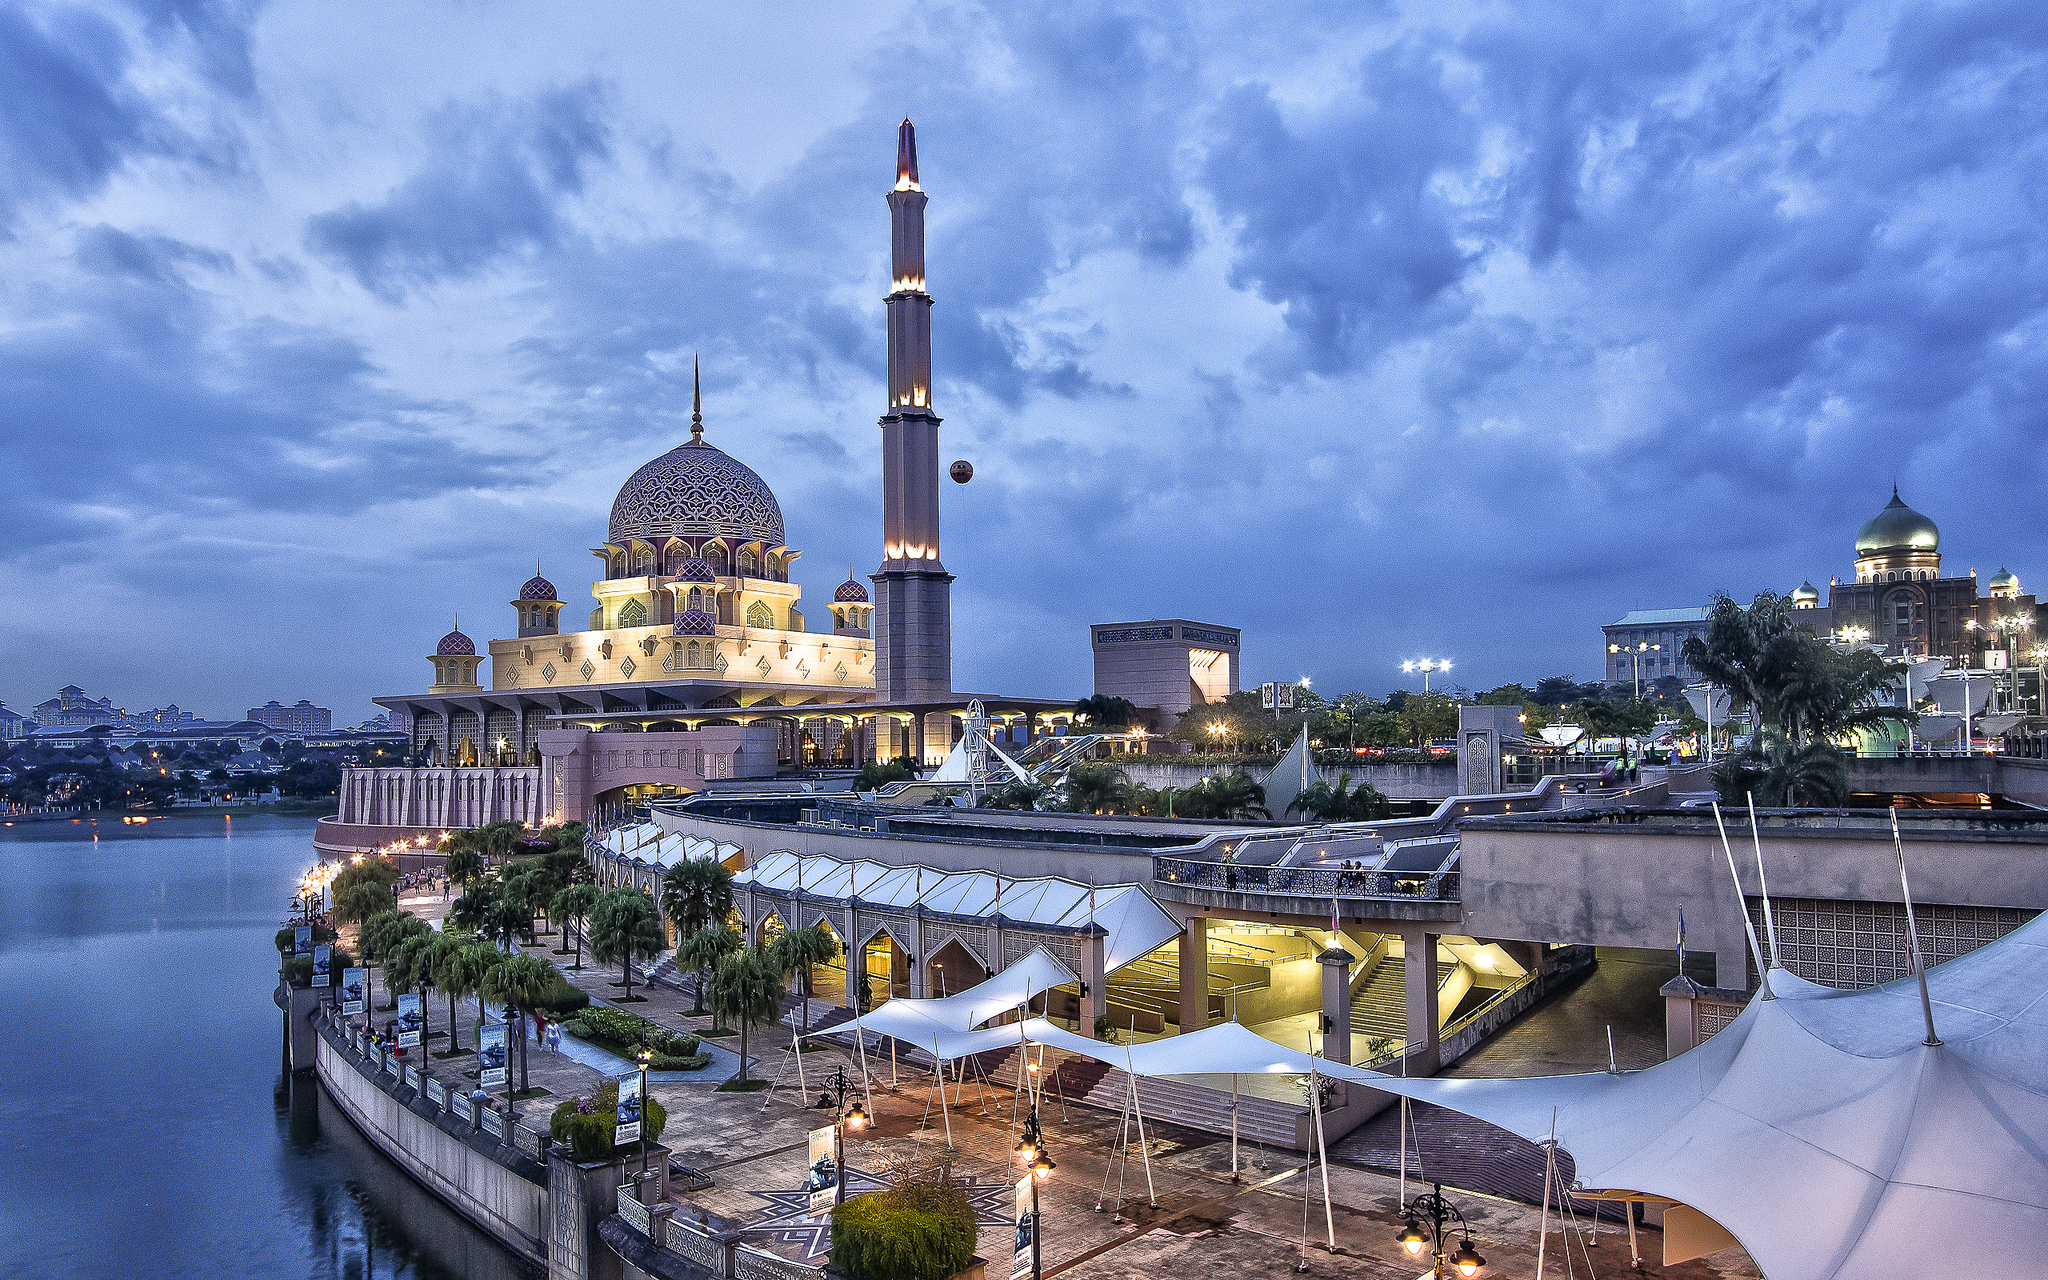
5;0;2047;722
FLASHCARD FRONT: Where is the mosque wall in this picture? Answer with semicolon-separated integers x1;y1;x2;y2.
486;623;873;692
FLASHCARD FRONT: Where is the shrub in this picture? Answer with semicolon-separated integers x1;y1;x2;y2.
651;1052;712;1071
562;1018;593;1039
830;1182;977;1280
275;923;336;953
548;1081;667;1158
538;983;591;1016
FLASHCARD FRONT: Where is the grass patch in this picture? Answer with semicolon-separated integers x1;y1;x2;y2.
432;1047;474;1060
510;1087;552;1101
716;1078;769;1093
612;994;648;1003
699;1026;738;1038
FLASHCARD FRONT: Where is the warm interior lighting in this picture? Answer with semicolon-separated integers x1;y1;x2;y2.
892;275;925;292
894;173;920;192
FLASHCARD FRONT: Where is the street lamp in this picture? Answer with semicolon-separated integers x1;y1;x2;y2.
1015;1095;1055;1280
812;1066;868;1205
2031;647;2048;718
1401;659;1451;693
635;1045;653;1180
1836;625;1870;645
1607;641;1660;700
1396;1183;1487;1279
1989;615;2031;713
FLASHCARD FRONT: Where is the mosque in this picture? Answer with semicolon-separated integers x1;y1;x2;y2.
340;121;1073;840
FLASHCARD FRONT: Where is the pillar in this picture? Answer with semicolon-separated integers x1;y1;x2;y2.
1176;915;1208;1033
1318;944;1355;1066
890;939;910;999
1400;928;1440;1074
846;920;868;1011
1082;927;1107;1038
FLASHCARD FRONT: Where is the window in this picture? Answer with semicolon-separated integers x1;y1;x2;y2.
687;641;701;668
687;587;704;613
738;549;756;575
618;598;647;628
747;600;775;629
706;547;728;576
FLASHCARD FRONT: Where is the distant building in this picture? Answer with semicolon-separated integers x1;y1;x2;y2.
1601;608;1712;684
34;685;119;727
1090;619;1240;727
0;703;30;739
248;700;333;733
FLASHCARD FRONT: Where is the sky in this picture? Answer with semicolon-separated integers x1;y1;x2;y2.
5;0;2048;723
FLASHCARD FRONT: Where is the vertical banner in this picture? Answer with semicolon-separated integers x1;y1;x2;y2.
293;925;312;955
397;993;423;1048
342;968;366;1016
1012;1175;1034;1278
615;1071;643;1147
805;1125;838;1212
312;944;332;987
479;1024;507;1087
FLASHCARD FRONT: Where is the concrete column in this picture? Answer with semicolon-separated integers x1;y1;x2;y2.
1318;946;1356;1066
1082;928;1107;1038
846;920;867;1011
1176;916;1208;1033
1400;928;1440;1074
890;940;910;999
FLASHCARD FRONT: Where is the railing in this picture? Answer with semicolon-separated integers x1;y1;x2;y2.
734;1244;827;1280
480;1109;504;1139
1153;855;1460;901
617;1186;652;1235
668;1219;728;1271
426;1078;448;1107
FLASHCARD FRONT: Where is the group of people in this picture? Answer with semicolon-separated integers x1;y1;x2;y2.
394;871;450;899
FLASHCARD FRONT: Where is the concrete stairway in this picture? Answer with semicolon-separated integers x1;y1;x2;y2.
1350;958;1410;1041
993;1045;1307;1149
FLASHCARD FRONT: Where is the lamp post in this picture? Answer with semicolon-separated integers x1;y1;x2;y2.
1607;641;1660;700
811;1066;869;1204
2032;647;2048;718
1401;659;1451;694
1015;1096;1056;1280
1990;615;2031;713
635;1045;653;1180
1396;1183;1487;1279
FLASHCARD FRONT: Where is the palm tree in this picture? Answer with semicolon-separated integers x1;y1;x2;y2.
334;880;394;928
480;951;560;1095
448;879;503;936
706;948;786;1084
1072;694;1139;729
1188;770;1269;820
426;932;482;1055
660;859;735;941
1286;772;1388;822
589;888;664;999
1063;764;1132;814
388;932;439;1050
552;883;600;968
434;939;498;1055
676;924;742;1014
981;779;1049;811
443;844;485;891
769;924;839;1034
485;895;531;950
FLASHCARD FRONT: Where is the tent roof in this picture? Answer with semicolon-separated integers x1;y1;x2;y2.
733;851;1180;972
603;821;742;869
835;949;1079;1058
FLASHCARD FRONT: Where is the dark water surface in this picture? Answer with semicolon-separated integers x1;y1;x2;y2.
0;814;537;1279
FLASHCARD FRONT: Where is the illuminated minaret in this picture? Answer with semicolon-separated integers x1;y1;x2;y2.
872;119;954;703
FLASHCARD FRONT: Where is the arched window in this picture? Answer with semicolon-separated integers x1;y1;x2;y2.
686;641;701;668
547;606;558;625
634;548;654;575
618;598;647;628
738;549;756;575
687;587;704;613
747;600;775;630
706;546;729;576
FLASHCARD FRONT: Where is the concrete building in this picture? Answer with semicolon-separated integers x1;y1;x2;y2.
248;699;333;733
1090;619;1240;726
1601;608;1710;684
33;685;119;727
0;702;30;739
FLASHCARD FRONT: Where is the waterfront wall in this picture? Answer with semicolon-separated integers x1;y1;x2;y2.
312;1014;551;1266
1117;760;1461;799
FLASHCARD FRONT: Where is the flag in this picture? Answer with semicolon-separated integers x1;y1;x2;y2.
1331;897;1341;940
1677;909;1688;967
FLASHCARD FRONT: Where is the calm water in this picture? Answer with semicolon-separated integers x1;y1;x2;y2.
0;814;537;1280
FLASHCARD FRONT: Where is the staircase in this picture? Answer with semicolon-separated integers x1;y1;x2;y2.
1350;958;1410;1041
992;1046;1306;1149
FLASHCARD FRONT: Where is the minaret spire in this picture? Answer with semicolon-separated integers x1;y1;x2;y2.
895;118;920;191
690;353;704;445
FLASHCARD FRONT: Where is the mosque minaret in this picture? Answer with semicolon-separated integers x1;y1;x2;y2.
872;119;955;703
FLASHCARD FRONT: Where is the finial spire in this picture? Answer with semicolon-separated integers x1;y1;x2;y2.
895;118;920;191
690;354;704;444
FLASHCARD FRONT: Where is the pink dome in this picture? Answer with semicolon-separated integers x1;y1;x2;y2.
834;577;870;603
518;575;558;601
436;629;476;656
672;609;717;636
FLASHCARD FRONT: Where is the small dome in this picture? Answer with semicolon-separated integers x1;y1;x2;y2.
672;609;717;636
1855;489;1940;556
835;577;870;603
436;629;476;656
1792;580;1820;603
675;557;717;583
518;574;558;601
1989;566;2019;593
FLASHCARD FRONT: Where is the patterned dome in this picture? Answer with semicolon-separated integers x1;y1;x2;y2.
436;629;476;655
518;574;559;601
609;442;785;548
675;557;717;583
672;609;717;636
1856;489;1939;556
835;577;870;602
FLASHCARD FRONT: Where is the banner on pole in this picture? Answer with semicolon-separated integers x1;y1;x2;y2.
1259;681;1296;711
397;993;423;1048
479;1024;507;1087
312;944;332;987
615;1071;643;1147
342;968;366;1016
293;925;312;955
805;1125;838;1212
1012;1175;1034;1278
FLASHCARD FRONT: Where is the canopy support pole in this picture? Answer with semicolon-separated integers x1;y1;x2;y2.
1122;1021;1157;1207
1747;793;1783;971
1627;1202;1641;1270
1537;1110;1558;1280
1230;1073;1240;1182
1712;802;1774;998
1311;1040;1335;1253
1892;809;1943;1046
932;1036;952;1147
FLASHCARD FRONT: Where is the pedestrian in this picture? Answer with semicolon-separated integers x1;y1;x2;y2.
533;1010;548;1050
547;1023;562;1054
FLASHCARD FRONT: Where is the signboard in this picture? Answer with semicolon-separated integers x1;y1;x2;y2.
397;993;423;1048
1012;1175;1034;1278
805;1125;838;1211
479;1024;507;1088
1259;682;1295;711
615;1071;643;1147
311;944;332;987
293;925;312;955
342;968;366;1016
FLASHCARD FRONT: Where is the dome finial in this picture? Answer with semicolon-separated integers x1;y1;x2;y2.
690;353;704;445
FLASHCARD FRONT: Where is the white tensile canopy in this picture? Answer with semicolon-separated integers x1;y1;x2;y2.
833;948;1079;1059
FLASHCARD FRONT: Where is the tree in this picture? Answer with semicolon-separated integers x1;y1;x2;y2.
1179;771;1270;820
1071;694;1140;730
426;932;486;1055
1713;735;1850;807
660;858;735;940
388;932;439;1049
588;887;664;999
706;947;786;1084
480;951;560;1095
769;924;840;1034
334;880;394;928
1397;692;1459;746
1062;763;1131;814
979;779;1049;811
449;879;503;937
1286;772;1389;822
677;924;742;1014
443;845;486;890
551;882;600;968
486;894;532;950
856;758;915;790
